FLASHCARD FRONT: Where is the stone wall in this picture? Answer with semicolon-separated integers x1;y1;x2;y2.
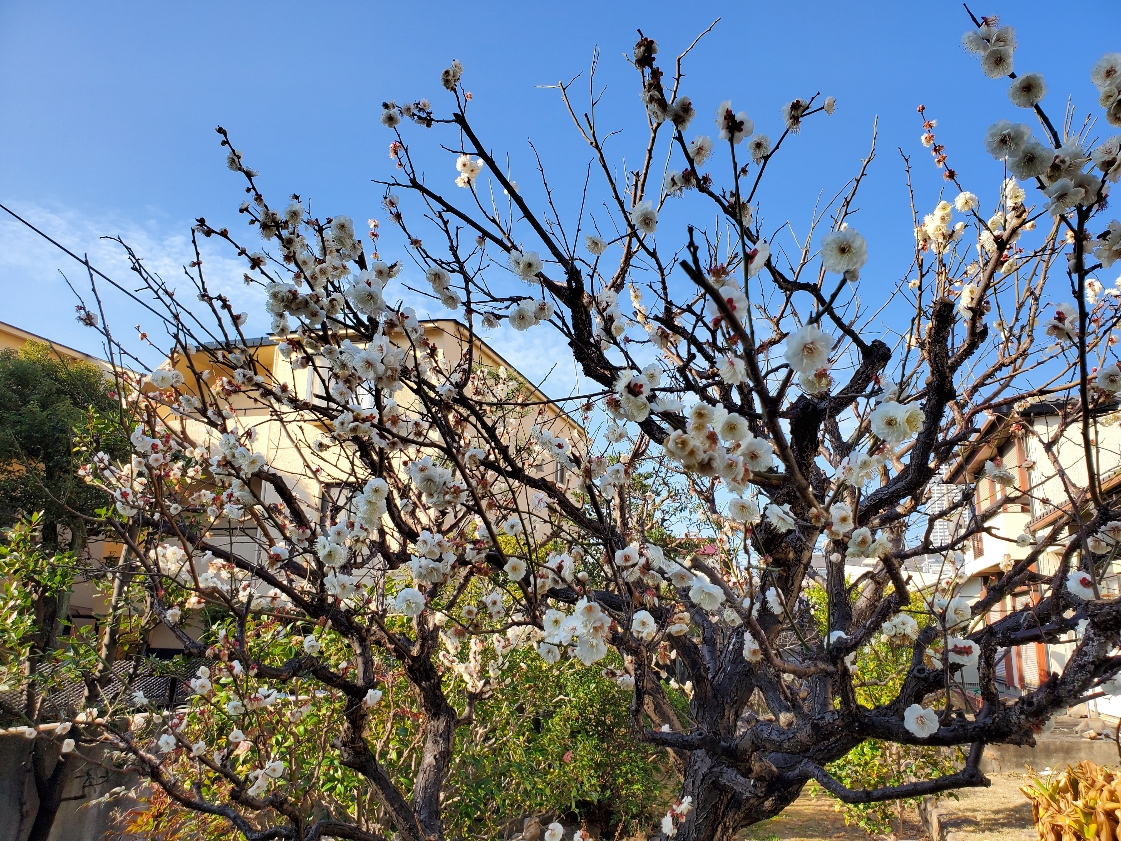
0;734;140;841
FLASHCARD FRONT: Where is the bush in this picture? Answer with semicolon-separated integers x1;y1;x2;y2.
115;614;678;841
804;582;962;836
0;341;125;536
1021;761;1121;841
446;647;678;838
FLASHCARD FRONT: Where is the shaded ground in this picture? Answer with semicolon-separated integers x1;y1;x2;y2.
740;773;1034;841
740;793;926;840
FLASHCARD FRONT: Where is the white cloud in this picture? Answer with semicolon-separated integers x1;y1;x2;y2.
0;200;584;400
0;200;258;361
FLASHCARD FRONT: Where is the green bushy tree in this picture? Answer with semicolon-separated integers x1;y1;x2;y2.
0;340;126;544
804;583;962;837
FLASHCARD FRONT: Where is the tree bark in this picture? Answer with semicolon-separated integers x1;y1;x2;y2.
407;651;457;841
670;751;805;841
25;745;69;841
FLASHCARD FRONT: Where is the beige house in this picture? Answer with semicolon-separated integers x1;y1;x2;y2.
164;318;581;514
3;318;581;656
945;401;1121;709
144;318;584;649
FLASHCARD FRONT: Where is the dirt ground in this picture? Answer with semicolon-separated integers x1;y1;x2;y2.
934;772;1036;841
740;791;926;841
740;773;1035;841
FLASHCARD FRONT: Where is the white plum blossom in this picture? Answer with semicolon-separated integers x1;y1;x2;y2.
1097;363;1121;393
630;200;658;234
575;636;609;666
783;324;833;375
148;368;184;390
189;666;212;696
746;134;771;162
585;234;608;255
508;304;537;331
455;155;483;188
1009;73;1046;107
1089;535;1112;554
631;610;657;641
819;228;867;275
903;704;940;738
396;587;426;616
708;282;748;323
316;538;347;568
689;576;726;611
847;527;875;558
718;412;750;442
509;250;543;281
740;435;774;473
1089;53;1121;126
764;587;783;615
870;401;912;446
782;99;808;132
746;241;769;277
946;637;979;667
727;497;761;524
981;46;1015;78
1044;302;1078;341
765;503;796;533
1092;53;1121;91
943;597;972;629
1091;137;1121;182
1091;53;1121;127
954;191;979;213
983;120;1032;160
1095;221;1121;268
742;630;763;663
881;613;919;643
688;135;715;165
668;96;695;130
1067;569;1096;600
1043;177;1086;217
363;688;383;708
715;101;752;144
827;502;854;538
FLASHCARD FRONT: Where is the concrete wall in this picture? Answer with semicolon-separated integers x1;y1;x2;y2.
0;734;139;841
982;731;1121;775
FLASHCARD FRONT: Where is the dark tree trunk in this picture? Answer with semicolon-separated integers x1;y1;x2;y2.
407;650;458;841
670;751;806;841
25;745;69;841
413;705;456;840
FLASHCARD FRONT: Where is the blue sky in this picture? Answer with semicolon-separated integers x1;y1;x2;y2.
1;1;1116;393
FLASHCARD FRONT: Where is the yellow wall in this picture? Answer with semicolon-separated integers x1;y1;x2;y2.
161;320;584;518
0;320;103;365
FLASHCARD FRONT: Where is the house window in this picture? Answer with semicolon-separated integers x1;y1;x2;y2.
306;357;376;411
206;524;261;567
